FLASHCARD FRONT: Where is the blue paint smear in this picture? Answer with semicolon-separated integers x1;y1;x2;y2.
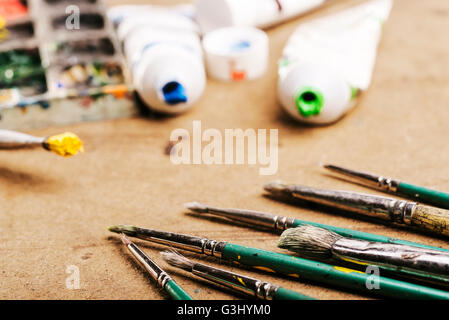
229;40;251;52
162;81;187;105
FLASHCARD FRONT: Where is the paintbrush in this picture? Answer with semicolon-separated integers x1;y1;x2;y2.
264;181;449;237
0;129;83;157
278;225;449;287
119;233;193;300
161;249;315;300
108;225;449;299
324;164;449;209
185;202;449;253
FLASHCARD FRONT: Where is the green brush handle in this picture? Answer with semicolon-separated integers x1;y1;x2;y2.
398;182;449;210
164;279;194;300
291;219;449;253
222;243;449;300
274;287;316;300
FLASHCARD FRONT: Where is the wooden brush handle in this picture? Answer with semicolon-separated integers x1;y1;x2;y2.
409;205;449;236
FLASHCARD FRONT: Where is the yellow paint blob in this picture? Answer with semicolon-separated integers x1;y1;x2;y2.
253;266;276;273
237;277;246;286
0;16;6;29
334;266;364;274
340;256;369;266
46;132;84;157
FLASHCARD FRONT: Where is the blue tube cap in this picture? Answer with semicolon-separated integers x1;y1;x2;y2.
162;81;188;105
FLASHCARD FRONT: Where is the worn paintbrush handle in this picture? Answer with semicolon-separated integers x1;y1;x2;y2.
221;243;449;299
291;219;449;253
409;205;449;236
398;182;449;210
0;129;43;148
164;279;194;300
273;287;316;300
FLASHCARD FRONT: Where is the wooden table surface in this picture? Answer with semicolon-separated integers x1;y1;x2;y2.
1;0;449;300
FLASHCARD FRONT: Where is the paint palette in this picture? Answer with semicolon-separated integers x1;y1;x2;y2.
0;0;137;130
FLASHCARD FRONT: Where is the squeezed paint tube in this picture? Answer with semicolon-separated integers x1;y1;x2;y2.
196;0;328;33
278;0;392;124
115;7;205;114
108;4;197;31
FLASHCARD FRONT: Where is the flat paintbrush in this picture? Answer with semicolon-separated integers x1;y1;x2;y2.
119;233;193;300
324;164;449;209
185;202;449;253
278;225;449;287
264;181;449;237
161;250;315;300
108;225;449;299
0;129;83;157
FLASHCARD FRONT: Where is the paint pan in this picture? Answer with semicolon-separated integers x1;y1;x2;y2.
51;13;105;31
47;61;125;93
0;0;136;130
0;0;29;21
0;48;47;96
0;20;35;48
47;37;116;65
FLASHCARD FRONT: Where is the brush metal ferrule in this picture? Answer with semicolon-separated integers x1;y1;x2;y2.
191;263;279;300
132;227;227;258
0;129;44;149
331;237;449;279
199;205;296;231
286;185;417;224
377;176;400;193
126;243;172;287
324;165;401;193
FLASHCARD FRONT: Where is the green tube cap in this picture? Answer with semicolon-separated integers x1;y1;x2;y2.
294;87;324;117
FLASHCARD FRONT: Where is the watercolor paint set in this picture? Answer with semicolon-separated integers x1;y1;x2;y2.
0;0;137;130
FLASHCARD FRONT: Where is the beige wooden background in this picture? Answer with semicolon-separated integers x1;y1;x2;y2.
0;0;448;299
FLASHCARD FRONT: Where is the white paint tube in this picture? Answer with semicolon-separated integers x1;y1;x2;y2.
108;4;196;28
114;7;205;114
278;0;393;124
196;0;328;33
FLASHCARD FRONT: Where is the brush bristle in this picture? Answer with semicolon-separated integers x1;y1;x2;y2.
120;233;132;245
108;225;137;236
161;250;194;272
184;202;208;213
263;180;289;194
277;225;342;259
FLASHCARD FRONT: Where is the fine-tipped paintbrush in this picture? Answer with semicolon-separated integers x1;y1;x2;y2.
161;250;315;300
278;225;449;287
185;202;449;253
324;164;449;209
108;225;449;299
0;129;83;157
119;234;193;300
264;181;449;237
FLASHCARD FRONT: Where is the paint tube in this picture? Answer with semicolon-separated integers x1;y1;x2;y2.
108;4;196;30
117;8;205;114
202;26;269;81
196;0;328;33
278;0;393;124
